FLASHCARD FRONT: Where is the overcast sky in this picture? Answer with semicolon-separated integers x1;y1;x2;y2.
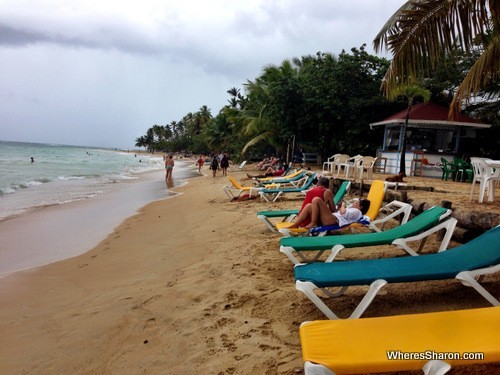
0;0;403;149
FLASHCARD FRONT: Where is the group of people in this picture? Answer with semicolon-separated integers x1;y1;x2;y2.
284;176;371;229
196;153;230;177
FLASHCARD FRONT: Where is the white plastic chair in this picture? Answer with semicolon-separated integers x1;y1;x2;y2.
342;155;363;179
356;156;377;180
333;154;350;176
469;157;500;203
322;154;339;175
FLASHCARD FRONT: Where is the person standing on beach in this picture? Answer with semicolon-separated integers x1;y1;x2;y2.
209;155;219;177
197;156;205;173
165;155;174;179
220;153;229;176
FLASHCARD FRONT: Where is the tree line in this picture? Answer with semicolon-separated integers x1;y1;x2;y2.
136;1;499;161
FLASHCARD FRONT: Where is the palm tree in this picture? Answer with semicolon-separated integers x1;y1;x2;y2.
392;85;431;175
373;0;499;117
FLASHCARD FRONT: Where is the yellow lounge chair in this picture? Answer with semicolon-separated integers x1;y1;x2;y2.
222;176;277;200
300;306;500;374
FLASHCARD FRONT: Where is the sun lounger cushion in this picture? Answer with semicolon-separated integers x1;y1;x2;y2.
300;306;500;374
282;206;450;251
294;225;500;287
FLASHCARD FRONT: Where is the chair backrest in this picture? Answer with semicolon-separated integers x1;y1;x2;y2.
352;155;364;167
229;176;243;189
328;154;340;162
365;180;386;220
336;154;350;164
470;157;493;180
361;156;375;168
333;181;351;205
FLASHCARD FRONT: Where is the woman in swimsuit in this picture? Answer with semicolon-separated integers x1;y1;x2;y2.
165;155;174;179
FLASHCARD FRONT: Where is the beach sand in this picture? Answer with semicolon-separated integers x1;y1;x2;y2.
0;165;499;374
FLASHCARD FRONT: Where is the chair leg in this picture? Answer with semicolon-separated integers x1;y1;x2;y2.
469;180;476;201
479;179;487;203
295;280;389;320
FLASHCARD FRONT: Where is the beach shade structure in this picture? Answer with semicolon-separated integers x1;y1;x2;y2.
294;226;500;320
300;306;500;374
259;173;317;202
257;180;351;234
280;205;455;265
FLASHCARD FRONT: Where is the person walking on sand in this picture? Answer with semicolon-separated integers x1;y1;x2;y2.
197;155;205;173
220;153;229;176
165;155;174;179
209;155;219;177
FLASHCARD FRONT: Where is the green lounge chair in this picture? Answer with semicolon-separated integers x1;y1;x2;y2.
294;226;500;319
259;173;317;202
256;180;351;233
280;206;455;264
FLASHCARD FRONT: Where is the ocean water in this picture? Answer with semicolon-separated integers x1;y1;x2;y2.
0;141;164;221
0;141;202;277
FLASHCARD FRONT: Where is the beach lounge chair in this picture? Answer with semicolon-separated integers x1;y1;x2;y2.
229;160;247;172
222;176;267;200
257;181;351;234
259;173;317;202
280;205;455;264
300;306;500;374
278;180;407;237
294;225;500;319
254;169;307;186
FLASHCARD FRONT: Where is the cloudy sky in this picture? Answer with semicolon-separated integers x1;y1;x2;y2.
0;0;403;148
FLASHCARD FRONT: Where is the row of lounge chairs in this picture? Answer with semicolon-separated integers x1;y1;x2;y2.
223;169;318;202
244;176;500;374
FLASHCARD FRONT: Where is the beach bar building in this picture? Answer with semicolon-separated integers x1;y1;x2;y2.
369;102;490;177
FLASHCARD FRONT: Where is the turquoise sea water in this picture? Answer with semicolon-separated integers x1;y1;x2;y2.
0;141;164;221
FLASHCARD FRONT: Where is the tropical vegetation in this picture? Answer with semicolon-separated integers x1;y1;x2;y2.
136;0;500;161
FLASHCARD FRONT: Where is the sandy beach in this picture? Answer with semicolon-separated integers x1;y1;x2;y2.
0;163;499;374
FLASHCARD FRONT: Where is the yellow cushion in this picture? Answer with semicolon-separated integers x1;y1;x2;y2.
300;307;500;374
275;221;307;233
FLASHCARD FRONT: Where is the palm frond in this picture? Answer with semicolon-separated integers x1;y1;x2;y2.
450;31;500;115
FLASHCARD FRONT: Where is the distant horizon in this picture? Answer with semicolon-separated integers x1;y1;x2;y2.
0;138;142;151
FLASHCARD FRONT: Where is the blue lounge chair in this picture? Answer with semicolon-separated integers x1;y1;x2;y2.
294;226;500;319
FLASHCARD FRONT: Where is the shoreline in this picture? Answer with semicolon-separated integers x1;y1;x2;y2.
0;168;498;374
0;159;197;278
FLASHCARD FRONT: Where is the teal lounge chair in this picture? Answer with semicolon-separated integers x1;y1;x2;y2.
256;180;351;233
294;226;500;319
280;206;455;264
259;173;317;202
257;168;306;185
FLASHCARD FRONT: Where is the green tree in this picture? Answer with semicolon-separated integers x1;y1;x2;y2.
373;0;500;117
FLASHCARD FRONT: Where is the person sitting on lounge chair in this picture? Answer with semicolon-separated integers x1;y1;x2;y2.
294;177;335;227
247;165;285;179
289;197;370;229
